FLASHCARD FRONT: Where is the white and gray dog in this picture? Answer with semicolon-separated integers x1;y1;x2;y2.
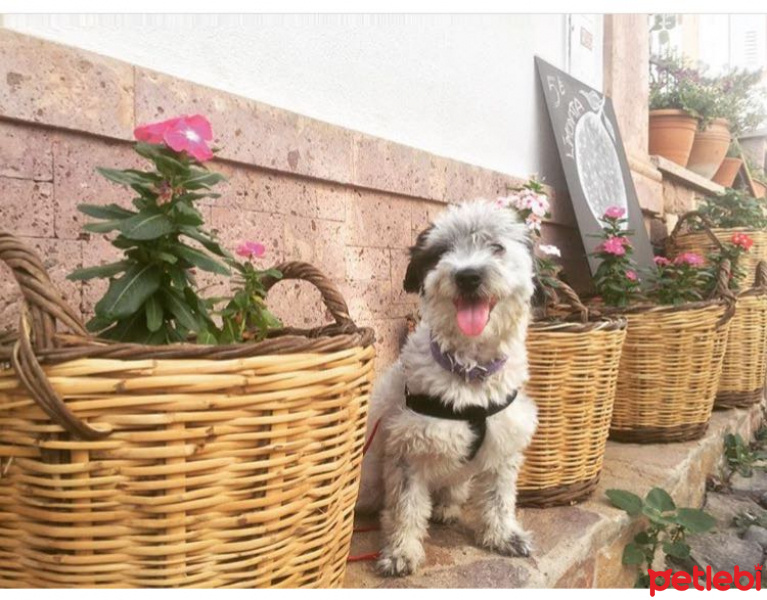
355;199;538;577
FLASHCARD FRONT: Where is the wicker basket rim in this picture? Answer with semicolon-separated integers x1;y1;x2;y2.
0;325;376;365
596;297;728;317
675;226;765;236
530;317;627;333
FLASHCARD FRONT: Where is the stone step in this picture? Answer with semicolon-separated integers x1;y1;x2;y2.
345;402;764;588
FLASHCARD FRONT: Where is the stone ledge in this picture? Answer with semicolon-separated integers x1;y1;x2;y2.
651;155;725;196
345;402;764;588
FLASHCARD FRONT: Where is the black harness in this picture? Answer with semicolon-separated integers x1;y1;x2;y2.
404;387;518;461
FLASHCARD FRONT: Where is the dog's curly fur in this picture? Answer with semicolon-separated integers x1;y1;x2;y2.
355;200;538;577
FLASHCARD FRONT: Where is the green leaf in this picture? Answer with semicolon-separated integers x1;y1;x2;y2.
97;167;156;187
94;264;162;320
67;260;132;281
85;314;115;333
168;266;189;289
155;251;178;264
172;202;204;226
606;489;644;516
642;505;677;527
196;328;219;345
118;211;176;240
173;244;229;275
676;508;716;533
663;540;690;559
182;169;226;190
83;220;122;234
154;153;188;176
646;488;676;513
179;226;230;258
622;542;645;565
78;203;136;220
161;288;200;332
634;531;652;545
112;235;139;250
133;142;166;159
144;295;163;332
98;311;151;343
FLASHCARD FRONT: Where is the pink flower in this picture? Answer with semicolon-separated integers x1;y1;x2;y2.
604;206;626;220
134;119;174;144
539;244;561;257
526;213;542;233
134;114;214;162
654;256;671;267
530;194;550;217
625;270;638;282
236;241;266;259
601;236;627;256
674;252;704;267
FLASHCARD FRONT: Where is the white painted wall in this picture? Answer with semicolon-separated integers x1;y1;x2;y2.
4;13;585;180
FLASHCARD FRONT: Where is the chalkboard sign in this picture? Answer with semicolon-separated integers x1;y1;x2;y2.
535;56;654;275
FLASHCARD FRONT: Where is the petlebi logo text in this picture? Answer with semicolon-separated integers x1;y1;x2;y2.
649;565;763;595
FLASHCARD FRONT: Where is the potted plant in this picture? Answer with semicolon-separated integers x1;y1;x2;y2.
589;208;733;444
499;187;628;507
0;114;376;588
667;188;767;285
688;67;766;178
669;207;767;410
649;53;704;167
712;142;744;188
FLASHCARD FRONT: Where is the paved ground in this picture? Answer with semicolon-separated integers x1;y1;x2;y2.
344;403;764;588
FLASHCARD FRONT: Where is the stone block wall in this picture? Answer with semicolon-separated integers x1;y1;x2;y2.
0;29;588;372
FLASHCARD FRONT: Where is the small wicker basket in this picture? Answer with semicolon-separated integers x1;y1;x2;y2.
0;232;375;588
667;211;767;288
715;261;767;409
606;262;734;444
519;282;627;508
668;214;767;410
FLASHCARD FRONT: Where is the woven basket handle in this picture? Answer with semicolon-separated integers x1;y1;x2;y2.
260;261;358;331
0;231;89;348
754;260;767;290
667;211;725;253
0;231;108;440
541;278;589;323
714;258;737;328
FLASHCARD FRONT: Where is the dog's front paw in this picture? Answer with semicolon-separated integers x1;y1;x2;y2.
377;547;423;577
481;529;532;558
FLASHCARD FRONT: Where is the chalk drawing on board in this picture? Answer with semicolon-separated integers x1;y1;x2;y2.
536;56;655;274
573;89;628;228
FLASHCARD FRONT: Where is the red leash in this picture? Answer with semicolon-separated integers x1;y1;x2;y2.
348;418;382;563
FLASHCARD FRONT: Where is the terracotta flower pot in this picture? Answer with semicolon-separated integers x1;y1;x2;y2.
712;157;743;188
648;109;699;166
687;118;731;179
754;180;767;199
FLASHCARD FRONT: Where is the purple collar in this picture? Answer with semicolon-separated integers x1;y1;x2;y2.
430;338;508;383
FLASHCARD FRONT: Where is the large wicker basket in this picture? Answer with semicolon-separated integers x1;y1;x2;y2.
715;261;767;410
519;282;627;507
607;264;734;444
667;211;767;287
0;232;375;588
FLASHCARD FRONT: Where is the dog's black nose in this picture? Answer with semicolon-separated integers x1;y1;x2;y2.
454;268;483;293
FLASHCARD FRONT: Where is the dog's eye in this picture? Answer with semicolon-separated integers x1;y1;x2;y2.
491;243;505;256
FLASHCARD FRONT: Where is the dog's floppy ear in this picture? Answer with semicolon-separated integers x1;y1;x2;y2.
403;225;447;294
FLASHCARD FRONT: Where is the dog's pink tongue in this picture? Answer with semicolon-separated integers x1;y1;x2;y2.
454;297;491;337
